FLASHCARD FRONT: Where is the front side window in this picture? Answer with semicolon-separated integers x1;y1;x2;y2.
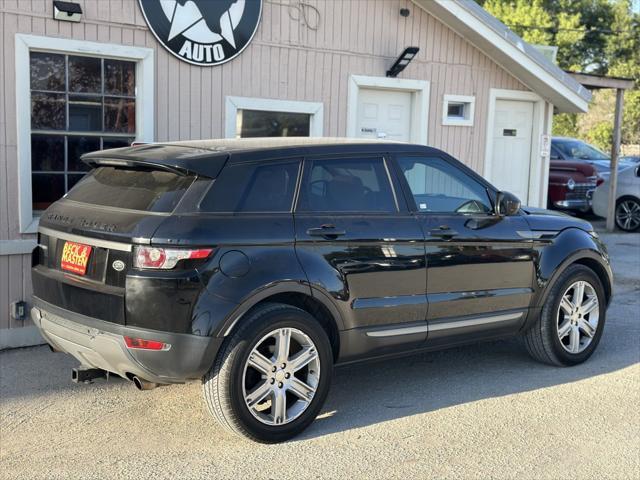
398;156;492;214
200;161;300;213
297;157;397;213
30;52;136;211
236;109;310;138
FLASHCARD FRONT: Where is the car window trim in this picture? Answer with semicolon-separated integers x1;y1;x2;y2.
294;154;403;215
389;153;498;217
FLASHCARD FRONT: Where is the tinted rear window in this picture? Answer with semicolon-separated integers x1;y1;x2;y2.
65;166;194;212
200;160;300;213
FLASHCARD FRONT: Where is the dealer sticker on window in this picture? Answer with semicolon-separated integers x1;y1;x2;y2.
60;241;92;275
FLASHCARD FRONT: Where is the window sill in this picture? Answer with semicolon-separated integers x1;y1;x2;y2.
22;216;40;234
442;118;474;127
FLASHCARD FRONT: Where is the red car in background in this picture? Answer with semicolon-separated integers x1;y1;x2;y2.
548;161;602;213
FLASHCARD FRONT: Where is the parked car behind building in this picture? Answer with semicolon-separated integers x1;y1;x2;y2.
551;137;635;175
592;164;640;232
548;160;601;213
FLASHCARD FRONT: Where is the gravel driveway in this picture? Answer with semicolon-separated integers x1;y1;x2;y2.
1;230;639;480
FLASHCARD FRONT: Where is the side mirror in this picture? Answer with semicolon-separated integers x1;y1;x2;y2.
495;191;521;216
636;166;640;178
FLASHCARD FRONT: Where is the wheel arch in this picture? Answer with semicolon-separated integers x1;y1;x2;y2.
535;248;613;309
616;194;640;204
220;282;343;361
531;227;612;308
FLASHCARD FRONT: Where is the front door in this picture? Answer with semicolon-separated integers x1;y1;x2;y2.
394;154;535;347
294;155;427;361
356;88;412;142
490;99;534;203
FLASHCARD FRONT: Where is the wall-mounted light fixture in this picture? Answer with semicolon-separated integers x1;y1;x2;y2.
386;47;419;78
53;1;82;23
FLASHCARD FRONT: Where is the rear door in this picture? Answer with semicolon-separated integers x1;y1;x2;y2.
293;154;427;358
393;154;534;347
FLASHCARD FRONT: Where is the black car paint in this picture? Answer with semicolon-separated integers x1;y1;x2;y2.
33;140;613;381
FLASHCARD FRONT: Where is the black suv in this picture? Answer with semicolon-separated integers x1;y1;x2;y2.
32;138;612;443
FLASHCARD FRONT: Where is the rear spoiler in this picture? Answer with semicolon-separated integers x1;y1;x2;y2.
81;156;191;176
81;144;229;178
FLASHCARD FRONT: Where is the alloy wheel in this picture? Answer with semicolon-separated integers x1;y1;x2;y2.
557;280;600;354
615;199;640;231
242;327;320;426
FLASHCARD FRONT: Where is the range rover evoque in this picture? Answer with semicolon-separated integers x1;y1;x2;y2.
32;138;612;443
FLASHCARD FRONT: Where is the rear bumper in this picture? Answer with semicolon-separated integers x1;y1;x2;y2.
31;297;222;384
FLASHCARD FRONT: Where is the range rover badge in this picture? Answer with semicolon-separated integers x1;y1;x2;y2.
112;260;126;272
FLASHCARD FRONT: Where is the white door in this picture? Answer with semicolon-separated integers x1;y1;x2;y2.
490;100;534;202
356;88;412;142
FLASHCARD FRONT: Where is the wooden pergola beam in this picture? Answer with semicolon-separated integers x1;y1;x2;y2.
606;89;625;232
567;71;635;232
567;72;635;91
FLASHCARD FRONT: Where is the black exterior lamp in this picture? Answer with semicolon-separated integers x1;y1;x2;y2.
53;1;83;22
386;47;420;78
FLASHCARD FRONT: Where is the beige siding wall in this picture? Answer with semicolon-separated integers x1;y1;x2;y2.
0;0;529;338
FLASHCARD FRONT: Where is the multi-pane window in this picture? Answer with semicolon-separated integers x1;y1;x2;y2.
30;51;136;211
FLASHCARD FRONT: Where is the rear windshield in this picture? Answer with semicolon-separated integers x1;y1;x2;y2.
65;166;195;212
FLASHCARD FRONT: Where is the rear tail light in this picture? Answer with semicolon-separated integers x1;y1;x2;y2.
133;246;213;269
124;336;171;351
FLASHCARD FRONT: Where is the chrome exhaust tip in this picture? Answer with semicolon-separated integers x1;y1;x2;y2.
132;375;158;391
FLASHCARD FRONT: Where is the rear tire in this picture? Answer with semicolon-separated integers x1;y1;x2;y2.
202;303;333;443
524;264;606;366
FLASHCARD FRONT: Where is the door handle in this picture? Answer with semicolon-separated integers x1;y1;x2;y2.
306;224;346;238
428;225;459;239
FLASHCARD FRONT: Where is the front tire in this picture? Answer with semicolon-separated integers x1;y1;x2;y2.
202;303;333;443
524;264;606;366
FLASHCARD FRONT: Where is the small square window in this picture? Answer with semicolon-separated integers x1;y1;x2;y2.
442;95;475;127
447;102;465;118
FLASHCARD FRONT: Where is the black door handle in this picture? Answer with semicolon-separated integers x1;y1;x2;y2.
428;225;459;239
307;224;346;238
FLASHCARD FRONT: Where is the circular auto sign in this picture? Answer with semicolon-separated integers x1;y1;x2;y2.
138;0;262;66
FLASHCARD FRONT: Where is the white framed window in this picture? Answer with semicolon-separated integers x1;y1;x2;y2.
15;34;154;233
442;94;475;127
225;96;323;139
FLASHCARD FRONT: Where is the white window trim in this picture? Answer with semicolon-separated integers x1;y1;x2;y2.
346;75;430;145
15;34;155;234
225;96;324;138
442;94;475;127
483;88;547;208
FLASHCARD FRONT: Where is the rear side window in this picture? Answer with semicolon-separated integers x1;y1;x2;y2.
297;157;397;213
64;166;194;212
200;160;300;213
